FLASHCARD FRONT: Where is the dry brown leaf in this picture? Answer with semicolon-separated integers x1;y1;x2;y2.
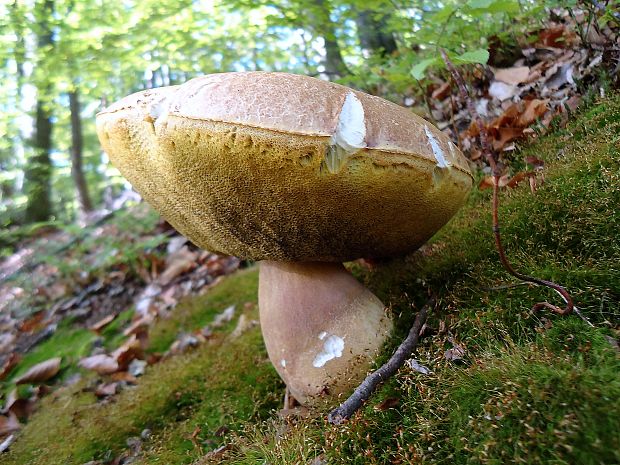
537;25;569;48
90;314;116;333
493;66;530;85
431;82;451;100
525;156;545;168
374;397;400;411
18;310;46;333
492;127;523;151
14;357;61;384
0;412;20;436
478;176;495;190
0;353;21;381
113;335;144;371
517;99;549;127
110;371;138;384
505;171;533;189
158;246;197;285
95;382;119;398
123;315;153;337
444;340;466;361
4;391;36;420
79;354;119;375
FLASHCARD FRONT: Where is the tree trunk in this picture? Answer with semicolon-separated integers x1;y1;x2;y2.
355;10;397;57
24;0;55;223
24;100;53;222
69;90;93;214
310;0;349;78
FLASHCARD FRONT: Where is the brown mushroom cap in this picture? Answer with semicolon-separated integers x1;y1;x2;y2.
97;72;473;261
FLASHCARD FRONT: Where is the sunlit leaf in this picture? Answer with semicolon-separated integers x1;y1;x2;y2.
453;49;490;65
411;57;440;80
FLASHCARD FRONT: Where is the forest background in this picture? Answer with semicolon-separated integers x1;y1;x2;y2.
1;0;605;241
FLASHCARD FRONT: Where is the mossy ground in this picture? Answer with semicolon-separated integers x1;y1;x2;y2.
5;94;620;464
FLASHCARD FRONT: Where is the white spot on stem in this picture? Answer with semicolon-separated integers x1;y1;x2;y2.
313;334;345;368
280;359;286;368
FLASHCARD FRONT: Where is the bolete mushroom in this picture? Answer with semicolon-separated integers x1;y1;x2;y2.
96;72;473;405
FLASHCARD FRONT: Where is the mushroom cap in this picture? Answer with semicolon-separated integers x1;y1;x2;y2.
96;72;473;261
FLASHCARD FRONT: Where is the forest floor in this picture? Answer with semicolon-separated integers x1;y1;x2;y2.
0;87;618;464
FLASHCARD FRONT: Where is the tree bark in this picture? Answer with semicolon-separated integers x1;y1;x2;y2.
24;0;55;223
355;10;397;57
69;90;93;214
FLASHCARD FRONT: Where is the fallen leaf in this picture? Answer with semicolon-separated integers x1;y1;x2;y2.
123;315;153;337
406;359;432;375
3;389;36;420
95;382;119;398
537;25;570;48
374;397;399;411
525;156;545;168
14;357;61;384
517;99;549;127
489;81;519;101
90;314;116;333
158;246;197;285
212;305;235;327
478;176;495;190
79;354;119;375
493;66;530;85
505;171;533;189
17;310;46;333
110;371;138;384
0;412;20;436
444;339;466;361
113;336;144;371
492;127;524;151
229;314;259;339
431;82;451;100
0;354;21;381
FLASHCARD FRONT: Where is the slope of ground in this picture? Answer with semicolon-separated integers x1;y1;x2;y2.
3;92;620;464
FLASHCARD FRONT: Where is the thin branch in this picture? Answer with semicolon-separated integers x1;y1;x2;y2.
439;49;574;316
328;298;434;425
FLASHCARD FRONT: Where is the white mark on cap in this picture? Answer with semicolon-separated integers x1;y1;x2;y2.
325;93;367;173
318;331;327;340
313;334;345;368
148;96;169;122
424;126;449;168
333;93;366;152
280;359;286;368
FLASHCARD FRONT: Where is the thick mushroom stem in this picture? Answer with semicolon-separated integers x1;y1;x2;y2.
258;261;393;405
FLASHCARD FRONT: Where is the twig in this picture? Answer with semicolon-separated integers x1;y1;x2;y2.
439;49;574;316
328;298;434;425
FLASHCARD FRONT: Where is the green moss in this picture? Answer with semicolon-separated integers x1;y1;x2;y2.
100;308;135;350
2;325;96;393
4;267;281;465
6;95;620;464
148;268;258;353
227;95;620;463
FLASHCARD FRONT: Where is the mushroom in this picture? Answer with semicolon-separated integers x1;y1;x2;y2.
96;72;473;405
